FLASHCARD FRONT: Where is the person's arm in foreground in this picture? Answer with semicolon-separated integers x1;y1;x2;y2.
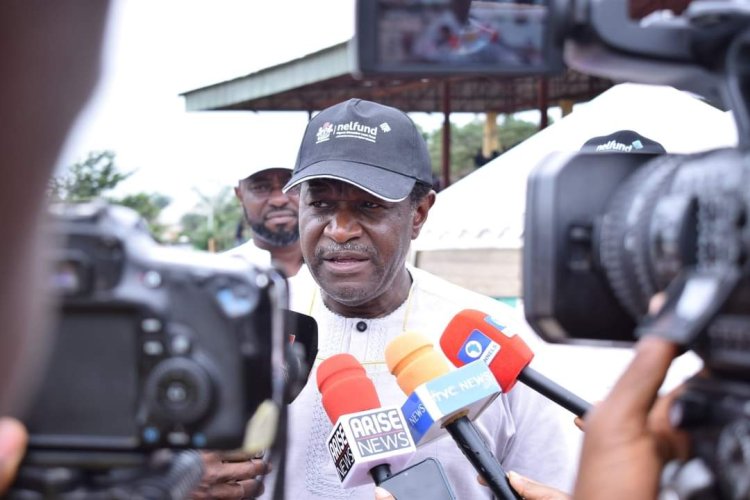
573;336;691;500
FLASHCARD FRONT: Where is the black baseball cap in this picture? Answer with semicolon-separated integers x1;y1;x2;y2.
580;130;666;154
283;99;433;202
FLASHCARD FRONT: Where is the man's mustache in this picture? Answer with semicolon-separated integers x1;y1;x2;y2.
315;242;376;260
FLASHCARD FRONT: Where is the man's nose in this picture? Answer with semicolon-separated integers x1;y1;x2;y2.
324;209;362;243
267;185;290;206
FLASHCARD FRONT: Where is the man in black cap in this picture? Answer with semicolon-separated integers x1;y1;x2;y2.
260;99;576;499
226;164;303;278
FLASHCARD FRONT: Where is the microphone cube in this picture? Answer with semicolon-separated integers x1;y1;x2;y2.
400;361;501;444
326;406;416;488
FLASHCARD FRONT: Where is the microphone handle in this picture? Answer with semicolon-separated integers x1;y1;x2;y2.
519;366;592;417
369;464;392;486
445;416;521;500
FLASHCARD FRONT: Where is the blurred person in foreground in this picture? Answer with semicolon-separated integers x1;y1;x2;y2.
0;0;112;494
260;98;577;499
225;164;303;278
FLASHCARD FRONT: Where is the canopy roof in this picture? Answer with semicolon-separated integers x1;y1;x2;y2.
181;41;612;114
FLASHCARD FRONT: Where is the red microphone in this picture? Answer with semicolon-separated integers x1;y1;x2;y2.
440;309;591;417
316;354;416;488
317;353;380;423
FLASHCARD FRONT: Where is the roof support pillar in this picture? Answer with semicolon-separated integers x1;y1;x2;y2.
538;77;549;130
483;112;499;158
441;80;451;189
559;99;574;117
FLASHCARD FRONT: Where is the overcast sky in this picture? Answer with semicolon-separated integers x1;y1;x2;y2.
59;0;361;222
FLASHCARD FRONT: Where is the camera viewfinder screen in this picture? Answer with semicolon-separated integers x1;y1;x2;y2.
372;0;550;74
26;311;138;442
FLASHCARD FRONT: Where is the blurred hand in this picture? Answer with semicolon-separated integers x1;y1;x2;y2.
0;417;28;494
573;336;691;500
507;471;570;500
191;450;270;499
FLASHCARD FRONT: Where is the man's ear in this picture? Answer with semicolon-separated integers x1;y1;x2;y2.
233;185;242;201
411;190;436;240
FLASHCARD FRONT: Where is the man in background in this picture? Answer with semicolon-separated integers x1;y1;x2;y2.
191;164;304;499
226;165;303;277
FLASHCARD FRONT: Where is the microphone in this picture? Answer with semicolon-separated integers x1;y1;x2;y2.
440;309;592;417
316;353;416;488
385;332;521;500
284;309;318;403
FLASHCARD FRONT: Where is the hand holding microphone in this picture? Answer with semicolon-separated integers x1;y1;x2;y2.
440;309;592;417
385;332;521;500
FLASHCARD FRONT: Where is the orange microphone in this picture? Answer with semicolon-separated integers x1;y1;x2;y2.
385;332;520;500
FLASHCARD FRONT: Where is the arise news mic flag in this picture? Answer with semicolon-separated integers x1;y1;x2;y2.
385;332;521;500
440;309;592;417
316;353;416;488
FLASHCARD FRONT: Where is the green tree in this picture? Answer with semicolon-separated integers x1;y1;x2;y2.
425;120;488;180
117;193;171;240
50;150;172;241
179;187;242;252
498;114;540;152
49;150;132;201
423;113;544;183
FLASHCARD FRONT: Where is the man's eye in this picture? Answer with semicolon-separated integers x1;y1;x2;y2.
249;184;272;194
362;201;381;210
309;200;330;208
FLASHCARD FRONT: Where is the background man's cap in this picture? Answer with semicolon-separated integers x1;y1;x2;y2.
233;164;293;184
283;99;433;202
580;130;666;154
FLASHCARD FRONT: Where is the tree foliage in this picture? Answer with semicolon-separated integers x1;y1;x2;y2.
49;151;131;202
118;193;172;239
50;150;172;241
178;187;242;252
423;113;544;184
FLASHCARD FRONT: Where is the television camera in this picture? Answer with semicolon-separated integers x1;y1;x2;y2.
356;1;750;498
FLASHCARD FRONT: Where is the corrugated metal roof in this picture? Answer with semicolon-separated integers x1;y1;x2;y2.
181;40;612;114
181;42;352;112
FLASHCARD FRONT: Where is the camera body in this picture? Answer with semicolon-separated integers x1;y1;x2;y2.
523;148;750;366
23;203;282;465
355;1;750;497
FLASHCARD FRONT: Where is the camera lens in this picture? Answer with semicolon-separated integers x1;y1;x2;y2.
145;358;213;425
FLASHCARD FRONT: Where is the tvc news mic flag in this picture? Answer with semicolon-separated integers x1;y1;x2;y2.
401;361;500;444
385;332;520;500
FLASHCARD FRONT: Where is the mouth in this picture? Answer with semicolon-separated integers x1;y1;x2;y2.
320;251;370;273
264;211;297;224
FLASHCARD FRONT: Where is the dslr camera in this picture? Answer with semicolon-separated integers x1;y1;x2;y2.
356;1;749;498
13;202;297;497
